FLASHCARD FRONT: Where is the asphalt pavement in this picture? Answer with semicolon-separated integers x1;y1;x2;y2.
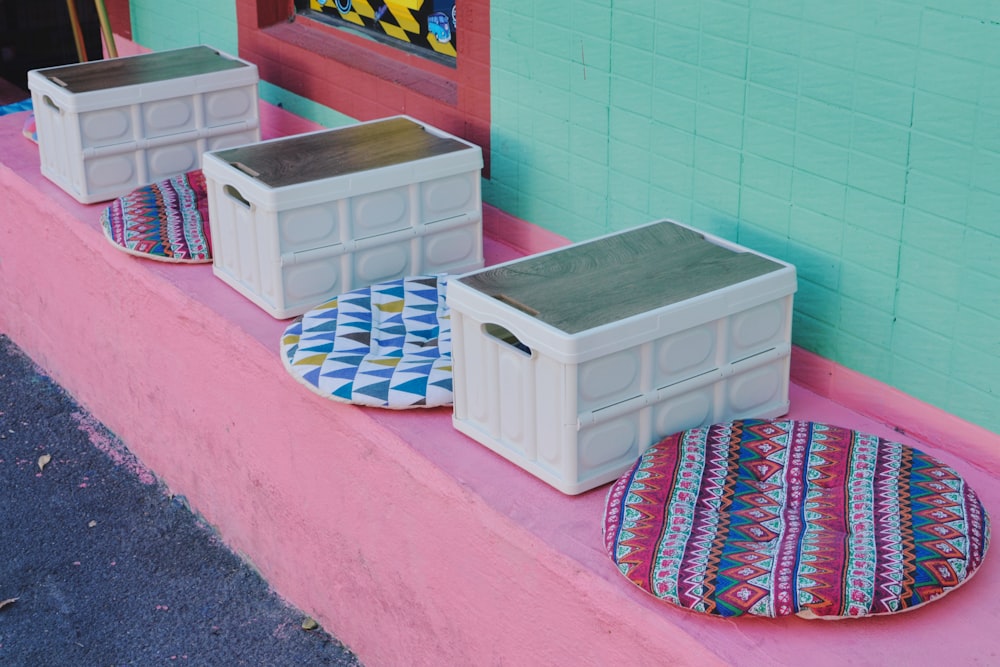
0;334;362;666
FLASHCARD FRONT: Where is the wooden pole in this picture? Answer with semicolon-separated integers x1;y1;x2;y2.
94;0;118;58
65;0;88;62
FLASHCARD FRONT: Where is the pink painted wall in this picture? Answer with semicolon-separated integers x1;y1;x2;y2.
2;104;999;665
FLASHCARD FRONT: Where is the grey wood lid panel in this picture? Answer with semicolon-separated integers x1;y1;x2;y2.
41;46;247;94
458;221;785;334
210;117;471;188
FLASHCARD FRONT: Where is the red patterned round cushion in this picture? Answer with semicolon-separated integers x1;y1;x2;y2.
99;170;211;263
603;419;990;619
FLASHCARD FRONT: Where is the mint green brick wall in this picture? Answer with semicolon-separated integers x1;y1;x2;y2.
489;2;1000;433
130;0;238;54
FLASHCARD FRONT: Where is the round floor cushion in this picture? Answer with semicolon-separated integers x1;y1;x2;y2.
99;170;211;263
603;419;990;619
280;275;453;409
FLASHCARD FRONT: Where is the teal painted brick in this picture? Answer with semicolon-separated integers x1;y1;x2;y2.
688;206;738;240
610;77;653;116
787;241;840;289
901;208;965;261
746;85;797;129
609;108;650;149
700;0;749;42
946;381;1000;434
533;24;576;62
834;332;893;383
891;320;953;376
749;0;803;18
695;105;743;148
895;282;958;338
856;0;922;45
570;68;612;106
694;137;741;182
650;123;696;165
905;172;971;223
980;64;1000;107
568;158;608;196
656;2;701;30
746;49;800;94
953;306;1000;358
791;171;846;217
699;36;748;80
793;135;848;182
854;37;917;85
609;139;650;182
739;188;791;236
749;11;802;55
951;342;1000;395
922;0;1000;21
569;96;610;135
612;12;656;51
652;56;700;101
258;83;351;129
912;92;977;144
851;116;909;163
961;228;1000;278
966;188;1000;236
889;357;953;412
844;188;903;240
789;206;844;252
612;42;656;86
908;133;972;185
958;268;1000;318
839;260;896;308
569;126;609;167
693;170;740;216
975;108;1000;153
650;155;694;194
654;24;701;66
744;119;795;164
528;54;574;93
800;22;855;69
651;89;697;133
610;0;655;20
743;153;793;199
792;312;840;359
605;200;651;232
799;61;854;108
648;186;694;222
916;52;983;105
796;99;853;148
846;153;906;202
794;278;841;325
842;223;900;271
971;149;1000;195
577;37;612;74
568;184;610;224
898;245;962;300
920;8;1000;63
839;298;894;348
570;4;612;41
531;112;571;152
853;76;913;125
697;70;746;113
738;224;790;260
802;0;861;32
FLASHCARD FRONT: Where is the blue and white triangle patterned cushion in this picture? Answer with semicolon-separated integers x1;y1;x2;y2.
280;275;453;409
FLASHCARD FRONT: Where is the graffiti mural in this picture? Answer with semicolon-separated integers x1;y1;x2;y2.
305;0;457;61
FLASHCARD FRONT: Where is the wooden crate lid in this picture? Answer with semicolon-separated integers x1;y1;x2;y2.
458;221;785;334
211;117;471;188
40;46;248;94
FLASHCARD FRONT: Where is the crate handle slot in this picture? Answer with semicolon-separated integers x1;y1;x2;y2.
223;185;251;209
230;161;260;178
494;294;539;317
42;95;60;111
483;323;533;356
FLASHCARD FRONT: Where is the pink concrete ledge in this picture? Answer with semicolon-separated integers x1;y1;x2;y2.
2;105;1000;666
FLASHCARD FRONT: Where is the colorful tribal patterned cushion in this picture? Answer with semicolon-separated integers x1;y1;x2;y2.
603;419;991;620
280;275;453;409
99;170;211;263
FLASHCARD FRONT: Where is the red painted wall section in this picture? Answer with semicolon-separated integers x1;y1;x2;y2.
234;0;490;169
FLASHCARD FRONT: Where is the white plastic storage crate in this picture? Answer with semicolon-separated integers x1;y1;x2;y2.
202;115;484;318
28;45;260;204
449;219;797;495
